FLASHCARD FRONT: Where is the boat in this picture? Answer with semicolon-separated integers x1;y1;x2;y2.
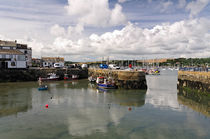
96;77;105;84
38;85;48;91
147;68;160;75
64;74;79;80
88;76;96;82
40;73;59;81
72;74;79;80
97;77;117;89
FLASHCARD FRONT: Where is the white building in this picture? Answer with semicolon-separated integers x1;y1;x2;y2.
0;40;31;69
41;57;64;68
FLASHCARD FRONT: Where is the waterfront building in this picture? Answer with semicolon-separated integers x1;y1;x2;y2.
41;57;64;68
0;40;32;69
32;58;41;67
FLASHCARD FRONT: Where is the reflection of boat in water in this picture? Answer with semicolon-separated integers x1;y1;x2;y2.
38;85;48;91
40;73;59;81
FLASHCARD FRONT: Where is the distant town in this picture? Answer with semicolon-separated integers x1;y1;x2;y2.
1;39;210;69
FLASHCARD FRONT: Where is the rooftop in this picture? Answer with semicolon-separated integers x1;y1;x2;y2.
0;49;24;55
0;40;16;47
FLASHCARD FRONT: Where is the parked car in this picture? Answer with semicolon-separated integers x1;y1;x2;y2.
54;63;63;68
99;64;108;69
108;64;120;70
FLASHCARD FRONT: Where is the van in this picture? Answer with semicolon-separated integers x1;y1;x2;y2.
108;64;120;70
54;63;63;68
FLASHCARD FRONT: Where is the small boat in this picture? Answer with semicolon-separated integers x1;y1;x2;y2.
72;74;79;80
64;74;69;80
38;85;48;91
97;77;117;89
98;83;116;89
88;76;96;82
40;73;59;81
96;77;105;84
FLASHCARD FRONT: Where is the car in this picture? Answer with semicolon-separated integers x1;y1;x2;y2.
99;64;108;69
108;64;120;70
54;63;63;68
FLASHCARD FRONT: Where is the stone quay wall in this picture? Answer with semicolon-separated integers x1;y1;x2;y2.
0;68;88;82
88;68;147;89
178;71;210;92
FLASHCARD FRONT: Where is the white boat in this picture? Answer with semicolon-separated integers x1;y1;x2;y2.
40;73;59;81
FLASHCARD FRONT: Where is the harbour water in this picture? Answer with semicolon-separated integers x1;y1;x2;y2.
0;70;210;139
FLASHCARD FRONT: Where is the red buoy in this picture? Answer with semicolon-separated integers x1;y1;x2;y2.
45;104;49;108
128;107;132;111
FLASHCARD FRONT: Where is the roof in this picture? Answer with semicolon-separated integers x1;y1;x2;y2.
0;40;17;47
0;49;24;55
42;57;64;62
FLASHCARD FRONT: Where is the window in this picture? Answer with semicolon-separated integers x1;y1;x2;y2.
11;62;16;66
2;55;5;58
17;55;25;61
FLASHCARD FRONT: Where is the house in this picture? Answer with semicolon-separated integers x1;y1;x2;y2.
0;40;32;69
32;58;41;67
41;57;64;68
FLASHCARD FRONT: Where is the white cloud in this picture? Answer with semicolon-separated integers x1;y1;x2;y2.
118;0;128;3
48;18;210;60
65;0;126;27
50;24;66;37
186;0;210;17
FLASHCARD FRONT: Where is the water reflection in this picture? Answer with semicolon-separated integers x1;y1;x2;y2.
0;83;33;117
145;70;180;110
178;87;210;117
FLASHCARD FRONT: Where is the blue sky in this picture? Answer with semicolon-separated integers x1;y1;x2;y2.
0;0;210;61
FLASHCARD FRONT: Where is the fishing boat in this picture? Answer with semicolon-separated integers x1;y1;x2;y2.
97;77;117;89
64;74;79;80
40;73;59;81
38;85;48;91
72;74;79;80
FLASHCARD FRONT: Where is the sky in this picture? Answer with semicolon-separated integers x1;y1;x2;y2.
0;0;210;61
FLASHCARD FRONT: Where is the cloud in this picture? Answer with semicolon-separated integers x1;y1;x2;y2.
65;0;126;27
48;18;210;60
178;0;186;8
160;0;173;13
186;0;210;17
50;24;66;37
118;0;128;3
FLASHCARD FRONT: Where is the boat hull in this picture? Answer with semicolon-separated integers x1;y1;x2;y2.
98;83;116;89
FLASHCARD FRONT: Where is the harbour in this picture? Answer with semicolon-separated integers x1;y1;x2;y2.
0;70;210;139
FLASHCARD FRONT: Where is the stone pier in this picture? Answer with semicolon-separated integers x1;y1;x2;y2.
178;71;210;92
88;68;147;89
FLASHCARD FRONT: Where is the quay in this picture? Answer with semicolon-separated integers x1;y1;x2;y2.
88;68;147;89
0;68;88;82
178;70;210;92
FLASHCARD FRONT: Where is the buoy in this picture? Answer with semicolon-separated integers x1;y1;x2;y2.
45;104;49;108
128;107;132;111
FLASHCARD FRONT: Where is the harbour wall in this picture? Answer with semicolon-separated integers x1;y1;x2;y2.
178;71;210;92
0;68;88;82
88;68;147;89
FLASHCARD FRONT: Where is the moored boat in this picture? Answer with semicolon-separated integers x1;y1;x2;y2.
40;73;59;81
38;85;48;91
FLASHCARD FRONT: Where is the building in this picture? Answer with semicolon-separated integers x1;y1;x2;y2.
41;57;64;68
0;40;32;69
32;58;41;67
